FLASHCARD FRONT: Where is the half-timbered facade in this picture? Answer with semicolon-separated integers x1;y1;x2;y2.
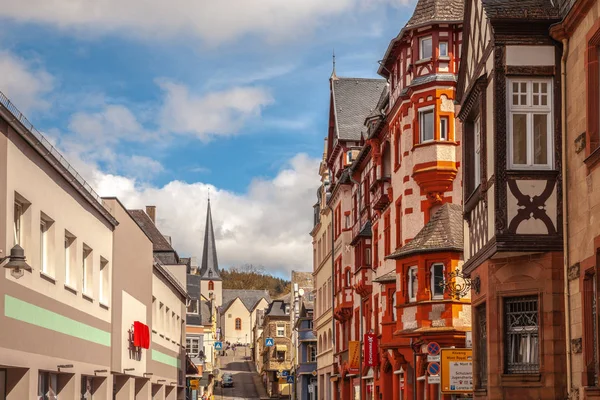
457;1;566;398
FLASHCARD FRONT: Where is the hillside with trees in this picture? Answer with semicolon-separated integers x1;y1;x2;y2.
221;264;290;298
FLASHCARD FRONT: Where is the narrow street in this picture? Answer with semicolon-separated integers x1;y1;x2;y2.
215;348;261;400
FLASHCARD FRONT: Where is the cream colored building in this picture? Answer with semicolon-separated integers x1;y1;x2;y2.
0;91;187;400
0;91;116;398
220;290;270;346
311;142;334;400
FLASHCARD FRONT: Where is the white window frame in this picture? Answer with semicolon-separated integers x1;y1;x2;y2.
419;106;435;143
277;324;285;337
187;299;199;314
186;337;200;356
419;36;432;60
82;245;92;297
40;219;49;274
507;78;553;170
391;291;397;320
99;257;109;305
408;266;418;303
439;41;449;57
474;116;481;188
430;263;445;299
14;201;22;246
440;117;449;141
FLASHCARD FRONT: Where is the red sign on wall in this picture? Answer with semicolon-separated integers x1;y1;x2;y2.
364;333;379;367
133;321;150;349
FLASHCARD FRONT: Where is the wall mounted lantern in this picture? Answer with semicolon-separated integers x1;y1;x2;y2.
1;245;31;279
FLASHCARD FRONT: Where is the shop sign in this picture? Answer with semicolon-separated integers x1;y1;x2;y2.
128;321;150;360
440;349;473;394
364;333;379;367
348;341;360;373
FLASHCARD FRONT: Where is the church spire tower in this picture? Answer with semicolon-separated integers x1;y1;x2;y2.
200;198;222;306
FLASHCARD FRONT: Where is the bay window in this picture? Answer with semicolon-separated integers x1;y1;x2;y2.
419;107;434;143
408;266;418;302
508;79;553;169
419;36;432;60
430;263;444;299
186;337;200;356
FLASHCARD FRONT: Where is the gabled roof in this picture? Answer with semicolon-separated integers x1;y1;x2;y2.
265;299;290;317
405;0;464;29
129;210;175;253
199;200;222;281
332;78;387;141
387;203;463;259
221;289;271;313
482;0;560;20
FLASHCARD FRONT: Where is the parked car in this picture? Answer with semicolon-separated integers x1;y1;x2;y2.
222;374;234;388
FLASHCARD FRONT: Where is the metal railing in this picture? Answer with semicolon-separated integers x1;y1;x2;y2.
0;91;103;204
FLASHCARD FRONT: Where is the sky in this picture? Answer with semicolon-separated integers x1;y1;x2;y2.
0;0;414;278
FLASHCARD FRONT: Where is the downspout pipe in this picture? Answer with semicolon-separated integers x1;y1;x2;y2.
561;37;572;397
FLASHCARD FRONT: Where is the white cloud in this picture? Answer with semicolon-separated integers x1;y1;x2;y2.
0;51;54;112
157;80;273;141
0;0;409;44
89;153;319;275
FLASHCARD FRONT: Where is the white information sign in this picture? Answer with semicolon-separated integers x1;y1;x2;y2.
428;375;440;384
427;355;440;362
448;361;473;392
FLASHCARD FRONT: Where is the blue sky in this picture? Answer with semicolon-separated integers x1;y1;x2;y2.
0;0;415;276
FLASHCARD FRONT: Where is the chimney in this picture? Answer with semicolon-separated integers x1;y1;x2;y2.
146;206;156;223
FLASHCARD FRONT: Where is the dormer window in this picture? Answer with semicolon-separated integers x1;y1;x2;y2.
419;36;432;60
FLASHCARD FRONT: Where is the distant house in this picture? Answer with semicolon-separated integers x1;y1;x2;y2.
261;298;292;398
219;289;271;345
294;301;317;400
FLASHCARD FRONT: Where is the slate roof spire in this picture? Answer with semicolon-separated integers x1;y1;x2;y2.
200;199;222;281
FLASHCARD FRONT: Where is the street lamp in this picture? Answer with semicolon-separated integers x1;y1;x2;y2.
1;245;32;279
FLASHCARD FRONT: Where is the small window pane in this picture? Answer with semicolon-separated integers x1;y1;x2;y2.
541;83;548;93
533;114;548;165
420;37;432;59
520;82;527;92
521;94;527;105
420;110;434;142
512;82;519;93
512;114;527;165
439;42;448;57
432;264;444;297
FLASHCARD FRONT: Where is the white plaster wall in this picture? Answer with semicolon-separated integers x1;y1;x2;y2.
5;140;113;322
506;46;555;66
121;290;147;376
222;299;252;344
200;279;222;307
151;273;184;353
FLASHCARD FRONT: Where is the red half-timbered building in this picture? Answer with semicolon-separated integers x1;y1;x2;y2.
363;1;469;400
325;71;386;400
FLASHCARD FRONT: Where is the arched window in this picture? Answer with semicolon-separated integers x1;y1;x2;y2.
235;318;242;330
208;281;214;291
328;328;333;349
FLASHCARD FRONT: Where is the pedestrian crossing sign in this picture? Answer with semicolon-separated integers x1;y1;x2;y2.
265;338;274;347
287;376;294;384
215;341;223;350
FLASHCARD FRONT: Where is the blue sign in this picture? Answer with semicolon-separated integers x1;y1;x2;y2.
265;338;274;347
287;376;294;384
281;371;290;377
215;341;223;350
427;362;440;376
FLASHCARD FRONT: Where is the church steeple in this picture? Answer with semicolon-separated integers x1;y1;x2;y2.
200;199;222;281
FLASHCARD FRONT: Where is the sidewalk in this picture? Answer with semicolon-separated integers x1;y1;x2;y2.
247;358;270;400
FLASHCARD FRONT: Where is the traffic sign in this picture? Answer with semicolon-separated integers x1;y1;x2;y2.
428;375;440;384
427;342;441;356
214;341;223;350
281;370;290;377
427;355;440;362
265;338;274;347
428;362;440;376
440;348;473;394
287;376;294;384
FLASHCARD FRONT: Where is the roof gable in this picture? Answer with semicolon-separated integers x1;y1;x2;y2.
129;209;176;253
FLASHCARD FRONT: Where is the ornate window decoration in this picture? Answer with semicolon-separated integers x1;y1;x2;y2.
504;296;539;374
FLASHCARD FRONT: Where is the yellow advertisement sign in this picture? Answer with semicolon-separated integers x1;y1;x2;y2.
189;379;200;390
348;341;360;373
440;348;473;394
